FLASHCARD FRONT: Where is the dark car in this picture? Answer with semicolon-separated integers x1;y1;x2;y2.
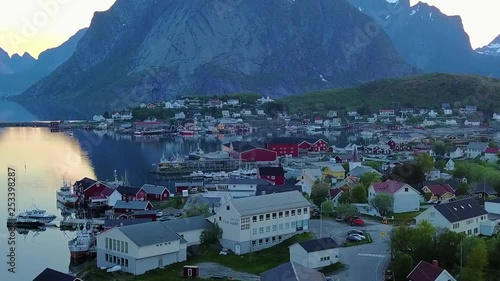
348;229;364;236
346;235;362;242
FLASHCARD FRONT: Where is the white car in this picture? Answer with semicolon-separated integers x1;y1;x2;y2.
348;234;366;240
156;211;163;217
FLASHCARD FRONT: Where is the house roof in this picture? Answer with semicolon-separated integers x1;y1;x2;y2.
349;166;381;178
132;210;157;215
100;187;116;197
258;166;285;176
260;261;326;281
433;198;487;223
371;180;407;194
406;260;445;281
116;186;142;196
104;218;152;228
267;137;300;145
311;162;345;172
466;142;488;151
423;179;460;190
33;268;76;281
424;184;455;196
114;200;150;210
224;141;264;152
485;147;500;154
141;184;167;195
117;221;185;247
76;177;97;190
162;216;208;233
471;183;498;195
297;237;340;253
256;185;302;196
329;188;343;199
229;191;310;216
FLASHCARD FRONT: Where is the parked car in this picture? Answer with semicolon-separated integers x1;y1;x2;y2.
310;211;321;219
385;269;393;280
348;234;366;240
348;229;364;236
156;211;163;217
335;216;343;222
346;235;363;242
351;218;365;226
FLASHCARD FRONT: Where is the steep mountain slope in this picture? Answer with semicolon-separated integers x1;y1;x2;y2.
17;0;416;107
476;35;500;57
0;28;86;96
346;0;500;77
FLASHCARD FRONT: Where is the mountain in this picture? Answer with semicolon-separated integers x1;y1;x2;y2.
346;0;500;77
283;73;500;114
476;35;500;57
0;28;86;96
16;0;417;108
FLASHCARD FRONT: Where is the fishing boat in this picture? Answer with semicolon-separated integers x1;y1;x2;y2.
57;179;77;207
18;208;56;224
68;221;95;259
188;147;204;160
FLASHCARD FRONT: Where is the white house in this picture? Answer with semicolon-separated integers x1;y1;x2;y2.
289;237;340;269
347;111;358;117
297;168;323;195
327;110;338;118
443;108;453;115
422;119;436;127
96;221;187;275
448;147;464;159
222;110;230;118
256;109;266;116
164;101;173;109
379;109;395;116
485;198;500;215
407;260;457;281
368;180;420;214
162;216;208;247
428;110;438;118
328;189;344;207
464;119;480;126
415;198;488;236
93;115;106;122
174;112;186;119
466;142;488;159
120;112;133;121
111;112;121;119
445;120;457;126
211;191;310;255
445;159;455;171
240;109;252;116
227;99;240;106
204;179;271;199
257;96;274;104
493;113;500;121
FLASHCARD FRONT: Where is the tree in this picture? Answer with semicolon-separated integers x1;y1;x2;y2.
338;191;351;204
341;163;349;172
488;141;498;148
414;153;434;173
364;161;382;171
462;236;488;280
390;226;414;254
103;111;110;118
453;163;468;178
335;203;358;218
370;193;394;215
185;203;209;217
410;221;435;263
435;230;465;270
351;185;367;203
434;141;446;156
455;182;470;196
359;172;381;187
200;222;223;245
310;181;330;207
487;235;500;270
435;159;446;171
320;200;334;217
392;253;414;281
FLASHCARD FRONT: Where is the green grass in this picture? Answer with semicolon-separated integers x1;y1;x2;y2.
319;262;345;275
391;209;425;222
78;233;314;281
344;232;372;247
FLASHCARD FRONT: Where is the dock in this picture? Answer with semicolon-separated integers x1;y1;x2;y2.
60;218;105;230
152;159;243;177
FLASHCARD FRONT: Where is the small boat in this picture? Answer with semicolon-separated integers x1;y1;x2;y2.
18;208;56;224
15;217;45;227
68;221;95;259
106;265;121;272
188;147;204;160
181;130;195;137
189;171;204;177
57;179;77;207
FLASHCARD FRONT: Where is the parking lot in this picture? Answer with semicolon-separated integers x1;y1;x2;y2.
309;218;393;281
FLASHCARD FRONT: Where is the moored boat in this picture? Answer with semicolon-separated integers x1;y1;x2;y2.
57;179;77;207
18;208;56;224
68;221;95;259
188;147;204;160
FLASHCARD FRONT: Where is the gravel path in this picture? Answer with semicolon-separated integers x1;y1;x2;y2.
195;262;260;281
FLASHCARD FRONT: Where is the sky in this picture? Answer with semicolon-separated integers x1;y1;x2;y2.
410;0;500;48
0;0;116;58
0;0;498;59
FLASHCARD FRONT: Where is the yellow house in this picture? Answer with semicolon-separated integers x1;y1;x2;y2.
422;184;456;202
311;162;346;180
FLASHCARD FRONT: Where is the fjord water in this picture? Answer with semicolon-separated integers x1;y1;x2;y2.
0;102;225;280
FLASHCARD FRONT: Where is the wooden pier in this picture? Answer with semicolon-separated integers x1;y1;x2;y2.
153;159;243;177
60;218;105;230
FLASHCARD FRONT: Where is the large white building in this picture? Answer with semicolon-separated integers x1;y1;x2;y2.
96;221;187;275
368;180;420;214
211;191;310;255
416;198;488;236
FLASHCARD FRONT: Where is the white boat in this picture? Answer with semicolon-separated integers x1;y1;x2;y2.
189;171;204;177
15;216;44;227
57;179;77;206
106;265;121;272
188;147;204;160
68;221;95;259
18;208;56;224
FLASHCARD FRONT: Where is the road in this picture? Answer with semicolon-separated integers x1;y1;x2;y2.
309;218;393;281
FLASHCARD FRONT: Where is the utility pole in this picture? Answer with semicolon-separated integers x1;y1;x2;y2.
320;202;323;238
460;240;463;275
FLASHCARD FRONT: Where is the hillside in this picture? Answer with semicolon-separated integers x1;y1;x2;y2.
16;0;416;108
282;73;500;115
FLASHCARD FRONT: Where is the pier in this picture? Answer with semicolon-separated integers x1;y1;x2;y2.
152;159;244;177
60;218;105;230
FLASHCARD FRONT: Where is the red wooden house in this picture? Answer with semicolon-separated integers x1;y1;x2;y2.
73;177;113;202
266;137;300;157
116;186;146;201
223;141;277;162
258;166;286;185
141;184;170;201
113;200;152;214
298;138;328;152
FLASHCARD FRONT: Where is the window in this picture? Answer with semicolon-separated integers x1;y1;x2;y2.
285;223;289;229
117;240;120;252
113;239;116;251
241;223;250;230
291;221;296;228
265;238;269;244
452;223;460;229
467;229;472;235
273;225;277;231
279;224;283;230
219;216;221;221
474;228;478;234
125;259;128;267
259;227;264;234
105;238;109;250
125;242;128;254
297;209;302;215
430;212;435;218
259;239;263;245
279;212;283;218
252;241;256;247
279;235;282;241
266;226;270;232
226;206;230;210
304;208;308;213
285;211;289;217
266;214;270;220
241;217;250;224
259;215;264;221
105;254;109;262
121;241;124;252
253;216;257;222
253;228;257;235
272;213;276;219
404;188;409;192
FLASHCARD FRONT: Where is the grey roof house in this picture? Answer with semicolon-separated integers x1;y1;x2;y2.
163;216;209;246
260;261;327;281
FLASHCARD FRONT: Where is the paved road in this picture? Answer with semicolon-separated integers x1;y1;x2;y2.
196;262;260;281
309;218;393;281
